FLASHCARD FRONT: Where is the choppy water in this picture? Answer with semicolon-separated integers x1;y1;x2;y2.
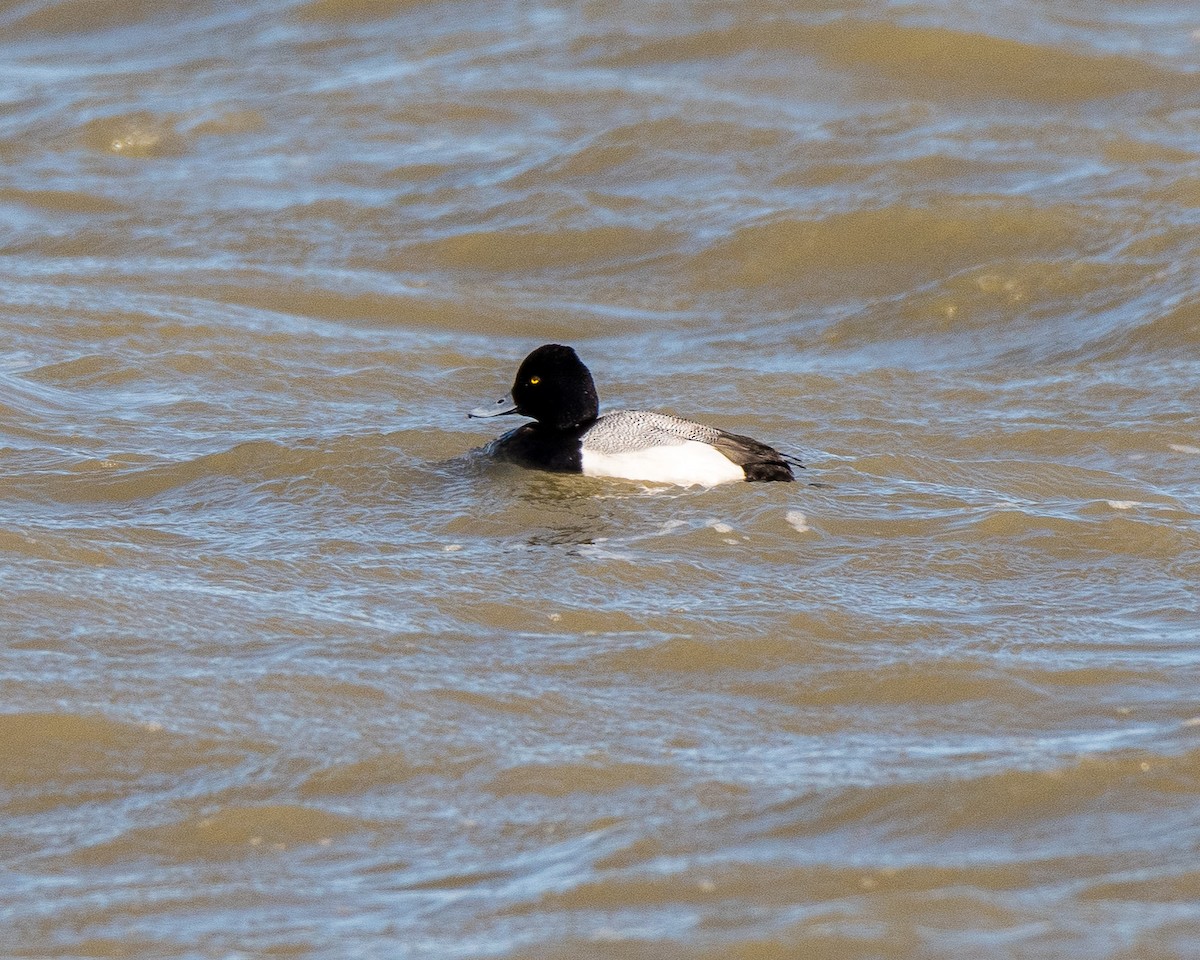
3;0;1200;956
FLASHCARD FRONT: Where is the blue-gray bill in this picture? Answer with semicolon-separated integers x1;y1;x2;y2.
469;393;519;418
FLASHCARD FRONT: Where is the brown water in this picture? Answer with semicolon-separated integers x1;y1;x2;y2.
3;0;1200;956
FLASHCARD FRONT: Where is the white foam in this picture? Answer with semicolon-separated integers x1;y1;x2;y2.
785;509;811;533
1106;500;1138;510
1169;443;1200;455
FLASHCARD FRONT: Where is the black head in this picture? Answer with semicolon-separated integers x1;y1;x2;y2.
510;344;599;430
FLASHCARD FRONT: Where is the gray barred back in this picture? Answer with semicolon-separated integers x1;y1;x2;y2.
582;410;724;453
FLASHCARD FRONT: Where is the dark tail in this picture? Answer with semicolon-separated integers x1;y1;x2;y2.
713;431;801;483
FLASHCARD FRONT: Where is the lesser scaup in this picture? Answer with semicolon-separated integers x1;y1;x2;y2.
469;344;799;486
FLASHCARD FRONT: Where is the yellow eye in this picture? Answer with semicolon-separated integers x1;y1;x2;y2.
529;376;540;385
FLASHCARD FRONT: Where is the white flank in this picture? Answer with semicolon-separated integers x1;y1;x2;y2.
581;440;745;486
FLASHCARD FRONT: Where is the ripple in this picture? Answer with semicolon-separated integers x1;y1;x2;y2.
401;225;681;274
68;803;370;865
0;712;245;813
689;200;1101;299
79;111;189;158
593;18;1193;102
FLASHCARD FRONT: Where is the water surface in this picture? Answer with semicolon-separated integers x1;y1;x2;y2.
2;0;1199;956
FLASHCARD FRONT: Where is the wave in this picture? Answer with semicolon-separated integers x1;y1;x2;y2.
689;200;1100;297
399;225;681;275
0;711;241;810
68;803;373;865
591;17;1193;103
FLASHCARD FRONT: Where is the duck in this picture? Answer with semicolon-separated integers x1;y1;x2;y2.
469;344;798;486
